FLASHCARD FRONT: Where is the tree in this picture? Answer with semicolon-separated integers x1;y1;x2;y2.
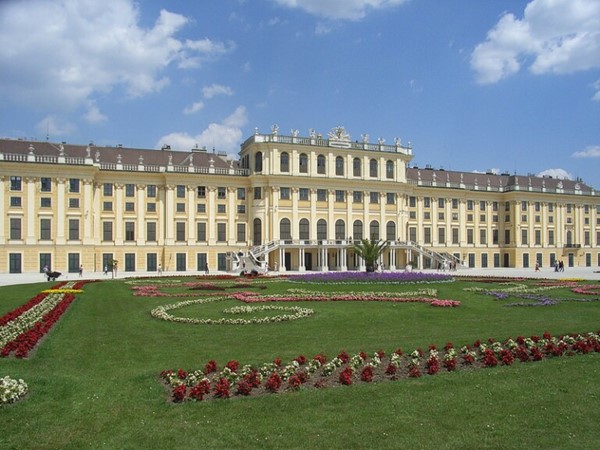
353;239;390;272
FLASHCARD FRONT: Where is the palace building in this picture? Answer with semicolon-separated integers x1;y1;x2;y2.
0;126;598;274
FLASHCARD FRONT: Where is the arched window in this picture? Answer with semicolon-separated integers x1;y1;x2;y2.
299;218;310;240
300;219;310;241
317;155;326;174
335;156;344;176
280;152;289;172
280;218;291;240
353;220;363;241
254;152;263;172
335;219;345;240
369;159;378;178
370;220;380;240
317;219;327;240
253;218;262;245
386;160;394;179
299;153;308;173
353;158;361;177
386;221;396;241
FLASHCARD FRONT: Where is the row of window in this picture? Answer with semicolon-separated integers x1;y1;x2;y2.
250;152;397;179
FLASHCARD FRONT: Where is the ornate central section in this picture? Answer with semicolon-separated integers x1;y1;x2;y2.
328;126;351;148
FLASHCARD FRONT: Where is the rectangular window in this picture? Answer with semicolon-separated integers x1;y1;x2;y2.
370;192;379;204
467;229;474;244
146;222;156;241
584;231;590;246
217;205;226;213
103;201;112;211
281;187;291;200
467;200;473;211
40;198;51;208
176;203;185;213
69;198;80;208
41;177;52;192
480;201;486;211
69;178;80;193
452;212;459;221
10;176;22;191
197;222;207;241
317;189;327;201
480;229;486;245
125;202;135;212
335;190;345;202
125;184;135;197
10;195;23;208
102;221;113;241
353;191;362;203
197;203;206;213
480;214;486;222
125;221;135;241
40;218;51;240
423;197;431;208
505;229;510;245
505;202;510;212
299;188;309;201
197;186;206;198
521;229;528;245
387;193;395;205
438;198;445;208
438;212;445;220
237;188;246;200
409;226;417;242
521;201;528;211
147;185;157;198
125;253;136;272
493;229;499;245
424;212;431;220
10;218;21;239
481;253;488;268
409;196;416;208
452;228;459;244
535;229;541;245
176;222;186;241
197;253;207;272
147;202;156;213
535;202;541;212
237;205;246;214
254;187;262;200
68;219;79;240
217;187;226;199
103;183;113;196
147;253;157;272
548;229;555;245
424;227;431;244
217;223;226;242
492;202;498;211
237;223;246;242
176;185;186;198
176;253;186;272
452;198;459;209
438;227;445;244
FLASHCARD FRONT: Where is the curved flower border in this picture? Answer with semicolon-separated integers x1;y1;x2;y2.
151;297;314;325
0;376;28;406
160;329;600;402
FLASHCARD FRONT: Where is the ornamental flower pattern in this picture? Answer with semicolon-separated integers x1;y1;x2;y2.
160;330;600;403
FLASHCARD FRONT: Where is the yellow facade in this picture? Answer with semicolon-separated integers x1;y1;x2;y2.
0;128;598;274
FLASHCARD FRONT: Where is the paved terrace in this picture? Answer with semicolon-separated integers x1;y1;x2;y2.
0;267;598;287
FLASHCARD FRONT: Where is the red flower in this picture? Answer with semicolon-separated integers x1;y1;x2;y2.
337;350;350;364
265;372;282;392
177;369;187;379
287;374;302;390
213;377;231;398
189;380;211;401
339;367;353;385
172;385;187;402
236;380;253;396
443;359;456;371
203;359;218;374
360;366;374;382
294;355;307;365
426;357;440;375
483;349;498;367
226;360;239;372
313;354;327;365
408;366;422;378
385;364;397;376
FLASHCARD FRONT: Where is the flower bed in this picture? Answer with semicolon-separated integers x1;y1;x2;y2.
0;376;28;406
160;329;600;403
0;280;94;358
287;271;453;284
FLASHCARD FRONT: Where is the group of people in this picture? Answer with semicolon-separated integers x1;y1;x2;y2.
554;260;565;272
437;260;457;272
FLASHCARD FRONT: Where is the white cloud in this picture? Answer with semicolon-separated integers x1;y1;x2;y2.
183;101;205;115
271;0;409;21
0;0;234;110
157;106;248;154
572;145;600;158
36;115;76;137
537;168;573;180
84;101;108;124
471;0;600;92
202;84;234;99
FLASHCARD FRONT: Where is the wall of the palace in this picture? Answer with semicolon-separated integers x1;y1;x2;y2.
1;138;599;274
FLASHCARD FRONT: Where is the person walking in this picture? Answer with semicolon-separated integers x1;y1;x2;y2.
79;265;83;277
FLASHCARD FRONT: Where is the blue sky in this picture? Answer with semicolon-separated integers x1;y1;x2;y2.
1;0;599;188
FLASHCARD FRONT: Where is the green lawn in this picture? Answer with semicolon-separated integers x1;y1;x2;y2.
1;276;599;449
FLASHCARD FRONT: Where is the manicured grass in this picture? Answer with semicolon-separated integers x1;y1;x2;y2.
1;276;599;449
